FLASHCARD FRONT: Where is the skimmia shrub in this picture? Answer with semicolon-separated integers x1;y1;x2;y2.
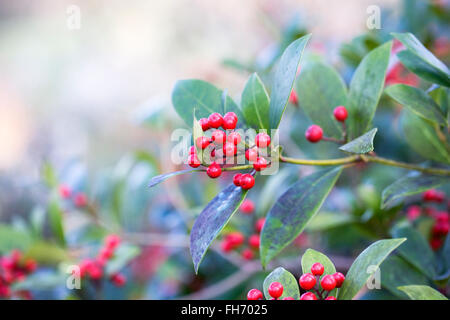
150;32;450;300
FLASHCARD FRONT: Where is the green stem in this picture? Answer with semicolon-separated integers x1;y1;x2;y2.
279;155;360;166
362;155;450;176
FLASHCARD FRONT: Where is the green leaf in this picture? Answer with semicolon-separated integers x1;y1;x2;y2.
260;167;342;267
347;41;392;139
398;285;448;300
48;199;66;247
263;267;300;300
296;61;348;139
269;34;311;129
241;73;270;130
148;168;202;188
392;32;450;87
391;225;437;279
385;84;446;126
0;224;32;254
306;212;354;232
190;184;248;273
105;244;140;276
172;79;243;127
337;238;406;300
339;128;378;154
401;109;450;164
429;87;449;116
381;172;450;209
301;249;337;296
25;241;68;265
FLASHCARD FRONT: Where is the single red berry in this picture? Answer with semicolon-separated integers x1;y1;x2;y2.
111;273;126;287
255;218;265;233
268;282;283;299
188;145;196;154
255;133;271;148
289;90;298;105
240;199;255;214
248;234;260;249
245;148;258;162
305;125;323;143
88;263;103;280
333;106;348;122
423;189;445;202
224;112;238;121
299;273;316;290
320;274;337;291
211;130;226;145
247;288;263;300
206;162;222;179
300;292;317;300
332;272;345;288
74;193;87;207
188;154;201;168
221;239;234;252
59;184;72;199
325;296;337;300
253;157;267;171
283;296;295;300
432;222;449;236
406;205;421;221
241;248;254;260
223;142;237;157
233;173;242;186
196;136;211;149
208;113;223;129
199;118;210;131
222;114;238;130
239;174;255;190
226;232;244;248
227;132;241;145
105;234;121;250
311;262;324;276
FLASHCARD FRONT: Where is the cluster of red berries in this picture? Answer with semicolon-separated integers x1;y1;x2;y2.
406;189;449;250
0;250;37;299
59;184;88;208
247;282;295;300
188;112;272;190
75;235;126;287
298;262;345;300
305;106;348;143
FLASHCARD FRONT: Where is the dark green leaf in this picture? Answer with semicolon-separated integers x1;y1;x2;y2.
190;184;248;273
148;169;202;188
263;267;300;300
398;285;448;300
347;42;392;139
381;172;449;209
337;238;406;300
385;84;446;126
392;33;450;87
269;34;311;129
241;73;270;130
172;79;243;127
339;128;377;154
260;167;342;267
296;61;347;139
301;248;337;296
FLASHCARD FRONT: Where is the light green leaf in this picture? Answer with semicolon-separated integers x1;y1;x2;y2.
241;73;270;130
263;267;300;300
339;128;377;154
398;285;448;300
48;199;66;247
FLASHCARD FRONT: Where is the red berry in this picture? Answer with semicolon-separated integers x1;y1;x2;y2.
283;296;295;300
289;90;298;105
255;218;265;233
241;248;254;260
74;193;87;207
224;112;238;121
239;174;255;190
206;162;222;179
226;232;244;248
59;185;71;199
333;106;348;122
436;212;449;223
247;288;263;300
188;145;196;154
111;273;126;287
255;133;271;148
222;114;238;130
300;292;317;300
221;239;234;252
305;125;323;143
208;113;223;129
233;173;242;186
223;142;237;157
325;296;337;300
212;130;226;145
311;262;324;276
406;205;421;221
332;272;345;288
299;273;316;290
320;274;337;291
105;234;121;250
188;154;201;168
240;199;254;214
432;222;449;236
248;234;260;249
88;263;103;280
253;157;267;171
227;132;241;145
98;247;114;262
199;118;210;131
430;237;443;250
245;148;258;162
423;189;445;202
268;282;283;299
196;136;211;149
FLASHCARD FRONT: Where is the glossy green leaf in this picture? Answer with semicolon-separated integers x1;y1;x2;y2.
392;32;450;87
429;87;449;116
190;184;248;273
263;267;300;300
48;199;66;247
105;244;140;276
398;285;448;300
385;84;446;126
148;168;202;188
172;79;243;127
301;249;337;296
339;128;377;154
338;238;406;300
381;172;449;209
296;61;347;139
347;41;392;139
241;73;270;130
401;109;450;164
260;167;342;267
269;34;311;129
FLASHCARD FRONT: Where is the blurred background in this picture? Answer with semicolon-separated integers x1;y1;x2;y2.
0;0;449;300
